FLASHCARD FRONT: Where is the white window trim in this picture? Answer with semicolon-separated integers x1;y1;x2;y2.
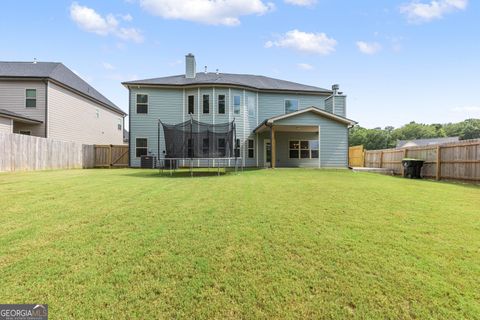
248;139;255;158
202;94;210;114
284;99;299;114
247;96;256;118
217;94;226;115
135;137;148;158
136;93;149;115
288;140;319;159
233;95;241;115
187;94;195;115
25;88;37;108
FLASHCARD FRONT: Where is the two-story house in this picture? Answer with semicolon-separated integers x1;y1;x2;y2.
0;61;127;144
123;54;355;168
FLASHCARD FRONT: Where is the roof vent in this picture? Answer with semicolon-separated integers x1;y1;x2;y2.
216;69;219;75
332;84;339;95
33;58;37;64
204;66;208;74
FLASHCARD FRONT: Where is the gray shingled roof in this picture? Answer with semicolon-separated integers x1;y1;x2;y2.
123;72;332;93
0;108;42;123
0;62;125;115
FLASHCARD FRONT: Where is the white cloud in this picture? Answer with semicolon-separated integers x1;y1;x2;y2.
297;63;314;70
284;0;316;6
139;0;274;26
102;62;115;70
265;29;337;55
356;41;382;54
116;27;144;43
70;2;144;43
400;0;468;23
121;14;133;21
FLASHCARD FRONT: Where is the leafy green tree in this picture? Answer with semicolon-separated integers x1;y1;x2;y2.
349;118;480;149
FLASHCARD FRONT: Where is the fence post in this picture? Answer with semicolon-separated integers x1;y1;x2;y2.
362;146;365;167
109;145;113;167
436;145;441;180
379;151;383;168
400;148;407;176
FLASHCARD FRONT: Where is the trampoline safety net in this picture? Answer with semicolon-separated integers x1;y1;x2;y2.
159;119;236;159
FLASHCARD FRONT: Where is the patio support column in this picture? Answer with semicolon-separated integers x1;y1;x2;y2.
271;125;276;169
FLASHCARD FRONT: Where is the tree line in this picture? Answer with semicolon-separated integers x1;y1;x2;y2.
349;118;480;150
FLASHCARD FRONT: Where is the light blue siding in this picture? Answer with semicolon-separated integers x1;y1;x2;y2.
334;95;346;117
258;92;326;120
129;87;183;167
325;96;333;113
275;112;348;168
129;85;348;168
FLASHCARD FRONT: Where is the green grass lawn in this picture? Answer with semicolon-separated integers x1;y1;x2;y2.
0;169;479;319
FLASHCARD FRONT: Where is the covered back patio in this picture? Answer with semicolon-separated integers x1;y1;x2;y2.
253;107;356;168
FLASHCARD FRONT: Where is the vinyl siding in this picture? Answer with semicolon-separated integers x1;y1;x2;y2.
325;96;333;114
334;95;346;117
47;82;124;144
129;87;183;167
0;80;46;136
275;112;348;168
258;92;326;120
129;85;348;168
0;116;13;133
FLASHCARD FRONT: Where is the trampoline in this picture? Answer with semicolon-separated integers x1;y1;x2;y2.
158;117;240;176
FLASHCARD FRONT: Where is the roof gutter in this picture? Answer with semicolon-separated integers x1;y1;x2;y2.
121;82;333;96
0;112;43;124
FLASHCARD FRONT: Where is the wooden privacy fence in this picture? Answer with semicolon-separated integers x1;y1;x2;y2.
93;145;129;167
362;138;480;182
0;132;85;171
0;132;129;172
349;145;365;167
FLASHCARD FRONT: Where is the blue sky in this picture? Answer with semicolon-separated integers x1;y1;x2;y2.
1;0;479;128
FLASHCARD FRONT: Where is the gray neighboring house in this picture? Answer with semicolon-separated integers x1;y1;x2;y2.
0;61;127;144
123;54;356;168
396;137;460;148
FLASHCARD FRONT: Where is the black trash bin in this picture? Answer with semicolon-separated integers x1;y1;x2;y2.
402;159;425;179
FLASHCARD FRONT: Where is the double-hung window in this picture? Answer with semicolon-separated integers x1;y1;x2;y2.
202;138;209;156
247;96;255;117
218;138;226;157
203;95;210;114
233;95;241;115
26;89;36;108
235;139;240;157
310;140;319;158
218;95;225;114
289;141;300;159
136;94;148;114
289;140;319;159
136;138;148;157
188;95;195;114
285;99;298;114
248;139;254;158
